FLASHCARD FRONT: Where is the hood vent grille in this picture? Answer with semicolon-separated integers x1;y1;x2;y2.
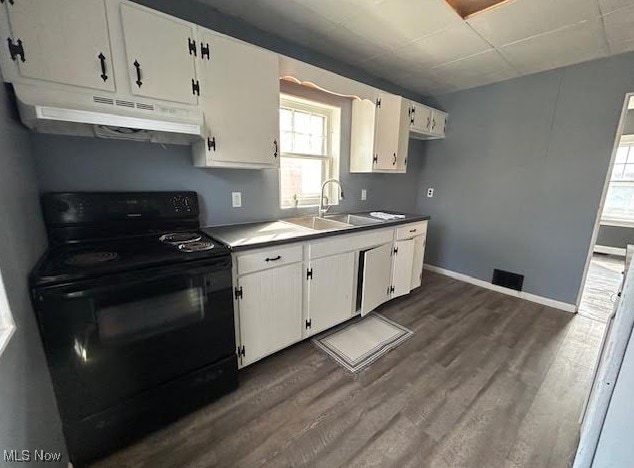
115;99;135;108
93;96;114;105
136;103;154;111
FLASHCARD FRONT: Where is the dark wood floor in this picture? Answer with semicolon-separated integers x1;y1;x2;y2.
94;271;604;468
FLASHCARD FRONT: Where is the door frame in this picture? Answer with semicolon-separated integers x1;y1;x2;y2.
575;92;634;310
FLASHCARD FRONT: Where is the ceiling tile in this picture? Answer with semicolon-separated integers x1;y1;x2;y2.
604;5;634;48
431;49;520;90
394;23;493;69
341;0;463;50
467;0;601;46
598;0;634;14
292;0;384;25
610;38;634;55
317;26;389;65
499;19;609;74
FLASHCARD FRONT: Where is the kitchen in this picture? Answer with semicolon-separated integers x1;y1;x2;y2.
1;0;634;467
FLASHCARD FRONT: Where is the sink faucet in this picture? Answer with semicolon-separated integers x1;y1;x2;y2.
319;178;344;217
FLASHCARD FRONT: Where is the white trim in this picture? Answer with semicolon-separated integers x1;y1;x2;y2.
577;93;634;308
599;220;634;228
424;264;577;313
594;245;627;257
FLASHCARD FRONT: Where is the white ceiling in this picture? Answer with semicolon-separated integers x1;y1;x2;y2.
195;0;634;96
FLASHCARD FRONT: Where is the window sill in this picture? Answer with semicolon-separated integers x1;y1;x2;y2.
600;220;634;228
0;325;15;358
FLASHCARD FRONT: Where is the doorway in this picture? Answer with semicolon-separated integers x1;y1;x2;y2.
577;94;634;322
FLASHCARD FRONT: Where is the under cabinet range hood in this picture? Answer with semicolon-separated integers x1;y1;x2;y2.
12;83;204;144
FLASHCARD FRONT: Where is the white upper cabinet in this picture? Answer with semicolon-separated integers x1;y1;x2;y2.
409;101;447;140
120;3;198;105
193;29;280;169
350;92;410;173
3;0;115;91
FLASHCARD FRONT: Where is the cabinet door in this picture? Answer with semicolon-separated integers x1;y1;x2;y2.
410;235;427;290
350;98;378;173
5;0;114;91
410;103;433;134
430;110;447;137
411;234;427;290
198;30;279;166
395;100;410;172
392;239;415;298
120;3;198;104
360;243;393;316
374;93;401;171
237;263;303;366
307;252;355;335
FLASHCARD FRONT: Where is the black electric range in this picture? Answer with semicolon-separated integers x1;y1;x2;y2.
30;192;238;467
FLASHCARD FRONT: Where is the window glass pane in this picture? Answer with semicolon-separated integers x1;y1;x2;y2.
310;136;325;155
294;111;311;134
624;164;634;181
603;183;634;222
612;164;625;180
280;158;323;205
616;146;629;164
280;108;293;132
293;133;311;154
310;114;325;137
280;131;293;153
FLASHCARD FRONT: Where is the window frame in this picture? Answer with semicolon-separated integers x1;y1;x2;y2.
601;142;634;227
0;271;16;358
279;94;340;209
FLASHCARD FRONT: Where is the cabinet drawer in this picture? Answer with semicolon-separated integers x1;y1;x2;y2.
395;221;427;240
237;244;303;275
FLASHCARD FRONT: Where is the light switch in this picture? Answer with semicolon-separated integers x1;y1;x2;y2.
361;189;367;201
427;188;434;198
232;192;242;208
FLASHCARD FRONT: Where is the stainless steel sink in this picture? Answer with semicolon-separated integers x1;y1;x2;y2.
282;216;352;231
325;214;385;226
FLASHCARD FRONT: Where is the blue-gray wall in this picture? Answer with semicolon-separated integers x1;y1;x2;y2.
33;81;423;225
597;225;634;250
418;52;634;305
0;84;66;465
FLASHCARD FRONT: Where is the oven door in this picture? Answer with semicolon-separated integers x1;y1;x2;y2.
33;256;235;421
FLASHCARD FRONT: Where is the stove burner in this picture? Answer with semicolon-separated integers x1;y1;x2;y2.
66;251;119;266
178;241;214;253
159;232;202;244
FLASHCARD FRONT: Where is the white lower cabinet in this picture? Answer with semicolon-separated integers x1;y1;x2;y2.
391;239;415;299
411;234;427;290
360;243;393;316
236;262;303;367
306;252;356;336
233;221;428;367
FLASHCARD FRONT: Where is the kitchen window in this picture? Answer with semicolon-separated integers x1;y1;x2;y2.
602;143;634;226
279;95;340;209
0;270;16;357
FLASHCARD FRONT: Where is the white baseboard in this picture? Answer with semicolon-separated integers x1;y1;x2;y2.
424;264;577;313
593;245;627;257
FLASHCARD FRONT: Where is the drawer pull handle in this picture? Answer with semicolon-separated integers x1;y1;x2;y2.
265;255;282;262
409;229;417;233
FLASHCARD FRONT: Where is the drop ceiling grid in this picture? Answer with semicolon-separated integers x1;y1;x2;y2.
195;0;634;95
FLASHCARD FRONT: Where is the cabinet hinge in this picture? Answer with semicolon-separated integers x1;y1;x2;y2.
201;42;210;60
372;155;378;164
306;268;313;280
234;286;243;300
207;137;216;152
188;37;197;56
7;38;24;62
376;97;381;108
0;0;15;5
393;246;398;255
305;319;312;330
237;345;245;357
192;79;200;96
273;139;278;158
390;286;395;294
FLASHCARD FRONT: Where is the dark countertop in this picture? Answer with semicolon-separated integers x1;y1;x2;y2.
203;211;430;251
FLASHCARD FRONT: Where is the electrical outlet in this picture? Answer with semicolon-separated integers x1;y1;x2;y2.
232;192;242;208
361;189;367;201
427;188;434;198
